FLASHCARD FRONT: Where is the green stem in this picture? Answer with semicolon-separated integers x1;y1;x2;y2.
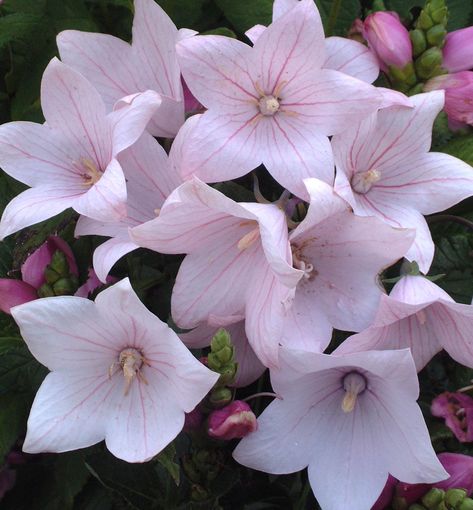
426;214;473;233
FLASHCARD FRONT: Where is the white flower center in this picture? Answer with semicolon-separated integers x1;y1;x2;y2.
258;95;280;116
109;347;148;396
292;245;316;281
351;169;381;194
341;372;367;413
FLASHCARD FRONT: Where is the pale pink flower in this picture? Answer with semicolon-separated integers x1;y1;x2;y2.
245;0;380;85
180;320;266;388
362;12;413;71
75;132;181;282
130;177;302;367
333;91;473;272
176;0;382;199
0;236;78;314
11;278;219;462
336;274;473;371
251;178;414;362
425;71;473;126
57;0;184;138
443;27;473;73
208;400;257;440
0;58;161;239
233;348;447;510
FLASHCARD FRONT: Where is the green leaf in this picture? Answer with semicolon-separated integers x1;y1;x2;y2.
0;393;29;463
157;0;207;28
0;13;43;49
438;133;473;167
315;0;361;36
429;233;473;303
214;0;272;33
156;443;180;486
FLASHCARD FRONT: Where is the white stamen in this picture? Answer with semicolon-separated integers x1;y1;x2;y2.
341;372;367;413
351;169;381;194
258;95;280;116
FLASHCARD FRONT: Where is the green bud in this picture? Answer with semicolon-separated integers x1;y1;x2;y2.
426;25;447;48
458;498;473;510
415;47;443;79
215;345;233;365
190;484;209;502
211;328;231;352
371;0;386;11
410;29;427;56
49;250;70;277
44;267;61;284
418;11;434;30
37;283;55;298
52;277;76;296
422;488;445;509
408;505;426;510
209;387;232;407
218;364;238;386
408;83;425;96
431;7;447;25
445;488;467;508
392;496;408;510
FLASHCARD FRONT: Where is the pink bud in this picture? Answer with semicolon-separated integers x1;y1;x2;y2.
443;27;473;73
182;78;203;114
363;12;413;70
431;391;473;442
184;408;203;432
208;400;257;440
436;453;473;494
0;279;38;314
21;236;78;289
426;71;473;126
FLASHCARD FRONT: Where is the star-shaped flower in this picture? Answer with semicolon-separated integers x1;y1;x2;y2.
233;348;447;510
176;0;382;199
11;278;218;462
0;58;161;239
333;91;473;272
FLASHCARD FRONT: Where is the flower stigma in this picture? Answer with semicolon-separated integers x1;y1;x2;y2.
351;169;381;194
258;95;280;116
237;221;260;250
109;347;149;396
341;372;367;413
80;158;103;186
292;245;316;281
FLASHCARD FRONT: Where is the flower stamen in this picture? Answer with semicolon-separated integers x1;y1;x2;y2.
341;372;367;413
351;169;381;194
109;348;149;396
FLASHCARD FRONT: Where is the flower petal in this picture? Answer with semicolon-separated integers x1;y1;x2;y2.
323;36;379;83
0;280;37;313
93;238;138;283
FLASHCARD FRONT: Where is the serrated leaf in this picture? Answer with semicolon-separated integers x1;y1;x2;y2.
429;233;473;303
214;0;272;33
438;133;473;167
315;0;361;36
0;393;29;463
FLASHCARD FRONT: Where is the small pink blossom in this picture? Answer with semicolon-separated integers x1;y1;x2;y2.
233;348;447;510
443;26;473;73
0;58;161;239
431;392;473;442
57;0;185;137
176;0;382;199
362;12;412;71
208;400;257;440
11;278;219;462
74;268;117;298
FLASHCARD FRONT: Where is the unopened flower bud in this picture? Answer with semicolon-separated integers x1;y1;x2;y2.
184;408;203;432
218;365;238;386
211;328;231;352
426;25;446;48
415;47;443;79
363;12;413;70
208;400;257;440
436;453;473;495
37;283;55;298
209;387;232;407
190;484;208;502
52;277;77;296
458;498;473;510
408;505;425;510
422;488;445;508
44;266;61;285
445;488;467;507
410;29;427;56
443;27;473;73
418;11;434;30
49;250;70;277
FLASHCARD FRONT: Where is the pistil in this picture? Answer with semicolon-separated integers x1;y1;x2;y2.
351;169;381;194
341;372;367;413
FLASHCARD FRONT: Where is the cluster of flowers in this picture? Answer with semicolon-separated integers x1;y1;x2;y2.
2;0;473;508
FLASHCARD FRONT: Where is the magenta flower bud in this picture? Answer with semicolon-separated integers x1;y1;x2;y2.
431;391;473;442
436;453;473;494
371;475;397;510
208;401;257;440
21;236;78;289
443;27;473;73
74;268;117;298
183;408;204;432
0;279;38;314
363;12;413;70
